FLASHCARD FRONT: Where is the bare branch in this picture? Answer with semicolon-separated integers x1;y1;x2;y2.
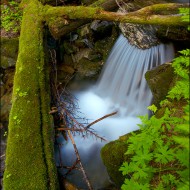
84;111;117;130
67;130;93;190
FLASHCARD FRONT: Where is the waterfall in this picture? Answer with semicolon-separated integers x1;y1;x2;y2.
95;34;174;116
57;34;175;189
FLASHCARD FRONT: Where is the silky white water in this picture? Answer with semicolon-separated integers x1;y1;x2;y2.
57;34;175;189
95;34;175;116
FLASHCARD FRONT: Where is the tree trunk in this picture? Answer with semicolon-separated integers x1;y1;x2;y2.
3;0;59;189
45;2;189;39
47;0;129;38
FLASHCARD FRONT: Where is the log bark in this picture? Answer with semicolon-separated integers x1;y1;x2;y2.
3;0;59;189
46;0;130;38
44;3;189;39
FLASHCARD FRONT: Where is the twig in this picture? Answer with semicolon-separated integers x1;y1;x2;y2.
0;154;5;158
58;111;117;131
84;111;117;130
49;46;108;188
57;127;83;131
63;159;80;176
67;130;93;190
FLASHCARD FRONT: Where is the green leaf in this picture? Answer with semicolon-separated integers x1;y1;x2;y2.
147;104;157;113
154;146;175;164
120;162;130;175
175;149;189;168
121;178;150;190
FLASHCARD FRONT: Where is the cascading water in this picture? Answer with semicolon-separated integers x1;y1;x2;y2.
57;34;175;189
95;34;174;116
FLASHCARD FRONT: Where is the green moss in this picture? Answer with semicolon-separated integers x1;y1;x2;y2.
145;63;175;107
101;133;136;187
43;5;102;21
0;56;17;68
1;37;19;59
3;0;59;189
78;58;101;76
94;32;118;61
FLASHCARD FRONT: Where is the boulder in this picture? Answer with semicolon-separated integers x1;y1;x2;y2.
57;24;119;89
145;63;175;107
0;68;15;123
101;133;135;187
0;37;19;69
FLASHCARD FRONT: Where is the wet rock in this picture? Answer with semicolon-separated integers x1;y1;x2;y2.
61;179;80;190
72;48;94;63
1;56;17;69
156;26;190;42
57;64;76;84
118;4;160;49
145;63;175;107
58;24;119;88
0;68;14;123
118;1;190;49
101;133;137;187
1;91;12;123
80;25;91;37
62;41;79;55
0;37;19;69
120;23;160;49
91;20;113;40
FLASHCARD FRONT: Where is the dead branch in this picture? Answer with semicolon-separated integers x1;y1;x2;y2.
49;45;107;189
68;130;93;190
84;111;117;130
0;154;5;158
63;159;80;175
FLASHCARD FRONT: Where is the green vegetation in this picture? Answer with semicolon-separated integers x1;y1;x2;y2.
119;31;190;190
101;134;132;186
2;1;189;189
179;7;190;30
120;50;189;190
1;1;22;33
3;0;59;189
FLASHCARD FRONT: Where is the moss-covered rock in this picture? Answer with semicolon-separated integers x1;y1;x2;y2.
0;68;15;123
101;133;137;187
145;63;175;107
56;23;119;90
0;37;19;68
1;37;19;58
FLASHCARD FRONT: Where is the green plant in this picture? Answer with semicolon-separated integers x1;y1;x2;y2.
1;1;22;33
120;107;189;189
120;46;189;190
179;8;190;30
120;7;190;189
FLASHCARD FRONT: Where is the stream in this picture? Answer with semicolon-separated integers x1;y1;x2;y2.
55;34;174;189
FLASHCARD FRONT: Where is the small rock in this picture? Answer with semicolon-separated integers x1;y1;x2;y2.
62;179;80;190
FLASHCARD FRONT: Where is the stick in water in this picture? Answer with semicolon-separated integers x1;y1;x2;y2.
84;111;117;130
67;130;93;190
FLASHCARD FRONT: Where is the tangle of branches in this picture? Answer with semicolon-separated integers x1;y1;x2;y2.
48;48;116;189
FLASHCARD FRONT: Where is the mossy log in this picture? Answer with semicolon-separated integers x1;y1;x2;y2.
44;3;188;25
46;0;129;38
3;0;189;189
3;0;59;189
44;2;189;38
